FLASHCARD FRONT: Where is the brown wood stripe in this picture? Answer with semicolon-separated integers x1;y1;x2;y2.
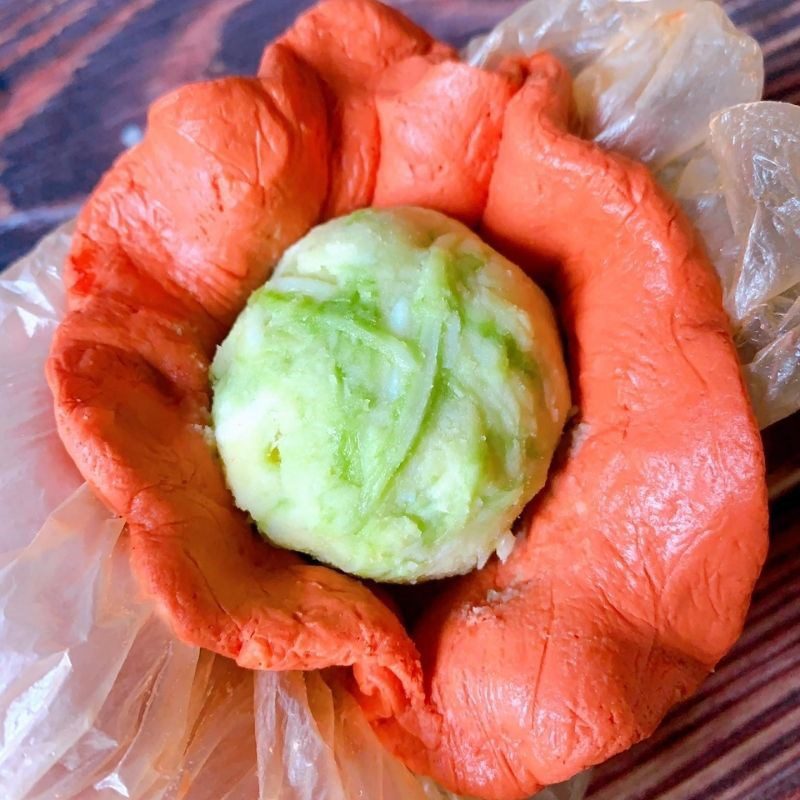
0;0;159;140
0;2;72;49
0;2;58;35
0;1;93;69
586;620;800;786
675;706;800;800
721;727;800;800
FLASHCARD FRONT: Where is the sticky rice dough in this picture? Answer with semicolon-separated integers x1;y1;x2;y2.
211;207;570;582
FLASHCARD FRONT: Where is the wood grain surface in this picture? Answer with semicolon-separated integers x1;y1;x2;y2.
0;1;799;799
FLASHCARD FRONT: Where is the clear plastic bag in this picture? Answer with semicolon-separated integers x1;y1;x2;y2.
466;0;764;170
679;102;800;428
0;484;197;800
0;222;81;553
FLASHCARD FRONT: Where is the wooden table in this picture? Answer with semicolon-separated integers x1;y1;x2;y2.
1;2;799;799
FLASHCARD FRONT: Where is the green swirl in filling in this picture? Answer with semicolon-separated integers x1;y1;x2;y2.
211;207;569;582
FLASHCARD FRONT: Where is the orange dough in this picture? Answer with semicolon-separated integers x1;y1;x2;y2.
363;53;768;798
373;56;521;224
266;0;455;216
46;2;768;799
47;22;437;747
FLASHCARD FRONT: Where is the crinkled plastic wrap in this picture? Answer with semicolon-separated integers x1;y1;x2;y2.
0;222;82;552
676;103;800;428
0;0;798;797
467;0;764;169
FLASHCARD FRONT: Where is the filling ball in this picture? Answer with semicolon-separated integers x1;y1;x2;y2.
211;207;570;582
